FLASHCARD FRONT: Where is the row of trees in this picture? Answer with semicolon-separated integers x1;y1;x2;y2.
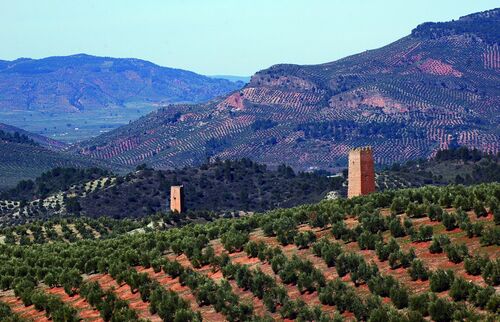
1;183;499;320
0;216;146;245
0;302;25;322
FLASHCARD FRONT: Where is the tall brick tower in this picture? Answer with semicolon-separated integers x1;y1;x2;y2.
347;147;375;198
170;185;185;213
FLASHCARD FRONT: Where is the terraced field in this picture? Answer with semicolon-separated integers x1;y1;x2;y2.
70;9;500;171
0;183;498;321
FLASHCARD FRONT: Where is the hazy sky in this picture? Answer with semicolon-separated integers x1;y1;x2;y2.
1;0;497;75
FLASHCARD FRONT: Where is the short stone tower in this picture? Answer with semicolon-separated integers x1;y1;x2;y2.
170;185;185;213
347;147;375;198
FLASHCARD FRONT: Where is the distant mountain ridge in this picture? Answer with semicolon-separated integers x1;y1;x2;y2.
69;9;500;171
0;54;243;112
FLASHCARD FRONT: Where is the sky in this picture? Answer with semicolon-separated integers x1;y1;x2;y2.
0;0;498;76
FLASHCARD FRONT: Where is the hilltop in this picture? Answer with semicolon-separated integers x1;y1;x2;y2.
70;9;500;171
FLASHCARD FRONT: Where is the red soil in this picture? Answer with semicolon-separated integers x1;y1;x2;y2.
0;293;50;322
139;266;226;322
45;287;103;322
87;274;162;322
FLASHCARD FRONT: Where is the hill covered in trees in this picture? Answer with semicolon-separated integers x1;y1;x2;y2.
0;159;343;225
1;147;499;226
379;147;500;189
70;9;500;171
0;183;499;321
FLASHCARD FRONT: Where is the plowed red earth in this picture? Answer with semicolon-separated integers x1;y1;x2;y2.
44;287;103;322
87;273;162;322
0;292;50;322
137;266;226;321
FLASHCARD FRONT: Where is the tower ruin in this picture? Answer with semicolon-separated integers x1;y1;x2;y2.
170;185;185;213
347;147;375;198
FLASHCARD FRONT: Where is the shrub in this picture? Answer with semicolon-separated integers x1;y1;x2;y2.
430;269;454;292
469;285;495;309
449;277;473;301
480;226;500;246
406;202;426;218
331;221;354;242
388;217;406;237
59;268;83;296
312;238;343;267
221;229;249;253
294;231;316;249
389;285;409;309
429;234;450;253
429;298;455;322
409;225;433;242
375;238;399;261
494;207;500;225
350;261;378;286
441;212;458;231
336;252;363;277
357;231;382;250
408;259;429;281
409;292;431;316
243;240;266;258
482;258;500;286
360;212;386;233
427;204;443;221
464;254;489;276
274;217;298;245
473;201;488;218
390;197;407;215
453;195;472;211
388;248;415;269
444;243;469;264
463;222;484;238
367;275;397;297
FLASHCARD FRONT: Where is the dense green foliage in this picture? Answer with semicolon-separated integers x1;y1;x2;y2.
412;8;500;44
78;159;343;219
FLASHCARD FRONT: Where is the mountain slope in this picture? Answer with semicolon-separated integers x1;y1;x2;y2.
71;9;500;170
0;54;244;112
0;123;66;150
0;128;129;190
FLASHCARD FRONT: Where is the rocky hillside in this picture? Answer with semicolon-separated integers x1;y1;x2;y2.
70;9;500;171
0;54;244;112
